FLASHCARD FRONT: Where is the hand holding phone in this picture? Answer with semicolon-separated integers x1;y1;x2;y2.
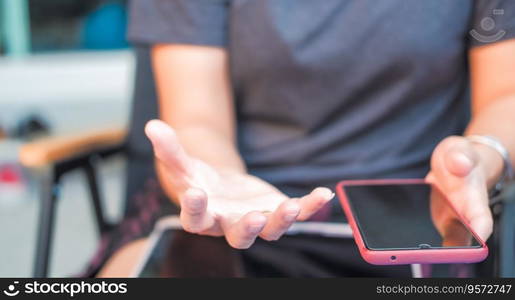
430;186;477;248
336;179;488;265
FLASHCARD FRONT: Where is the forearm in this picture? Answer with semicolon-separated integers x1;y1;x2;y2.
465;95;515;187
150;44;244;203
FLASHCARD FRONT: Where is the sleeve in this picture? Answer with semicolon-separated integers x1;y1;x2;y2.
468;0;515;48
127;0;230;47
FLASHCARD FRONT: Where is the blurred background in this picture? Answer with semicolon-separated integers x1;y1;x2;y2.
0;0;132;276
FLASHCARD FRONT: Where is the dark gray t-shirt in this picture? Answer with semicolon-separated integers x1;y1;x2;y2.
129;0;515;198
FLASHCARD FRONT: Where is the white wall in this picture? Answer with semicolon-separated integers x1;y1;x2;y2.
0;50;134;134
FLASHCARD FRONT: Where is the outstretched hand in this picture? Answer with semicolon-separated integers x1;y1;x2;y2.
145;120;334;249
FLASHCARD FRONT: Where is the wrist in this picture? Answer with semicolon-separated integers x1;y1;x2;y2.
469;141;504;189
175;127;247;174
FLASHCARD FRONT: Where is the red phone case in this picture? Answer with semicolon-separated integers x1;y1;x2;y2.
336;179;488;265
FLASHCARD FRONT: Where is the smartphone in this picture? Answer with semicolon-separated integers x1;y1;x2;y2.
131;216;246;277
336;179;488;265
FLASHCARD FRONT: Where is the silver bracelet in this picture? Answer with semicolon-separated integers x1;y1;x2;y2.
466;135;514;198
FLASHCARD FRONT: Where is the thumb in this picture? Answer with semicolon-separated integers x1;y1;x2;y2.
145;119;194;177
468;211;493;242
443;142;478;178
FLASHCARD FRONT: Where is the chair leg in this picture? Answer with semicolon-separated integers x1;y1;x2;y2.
491;202;503;277
83;161;111;235
33;172;59;277
500;202;515;277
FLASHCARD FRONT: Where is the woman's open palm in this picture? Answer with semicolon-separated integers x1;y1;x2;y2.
145;120;334;249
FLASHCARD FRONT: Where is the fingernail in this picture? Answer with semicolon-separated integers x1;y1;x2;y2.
314;187;334;200
184;189;205;210
449;152;475;176
248;224;265;234
321;191;335;201
144;120;159;139
186;188;204;198
248;215;267;233
456;153;474;168
186;197;203;212
284;204;300;221
284;213;297;222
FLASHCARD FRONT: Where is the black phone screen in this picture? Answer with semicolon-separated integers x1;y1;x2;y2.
138;226;353;277
138;229;176;278
138;229;245;277
343;183;482;250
